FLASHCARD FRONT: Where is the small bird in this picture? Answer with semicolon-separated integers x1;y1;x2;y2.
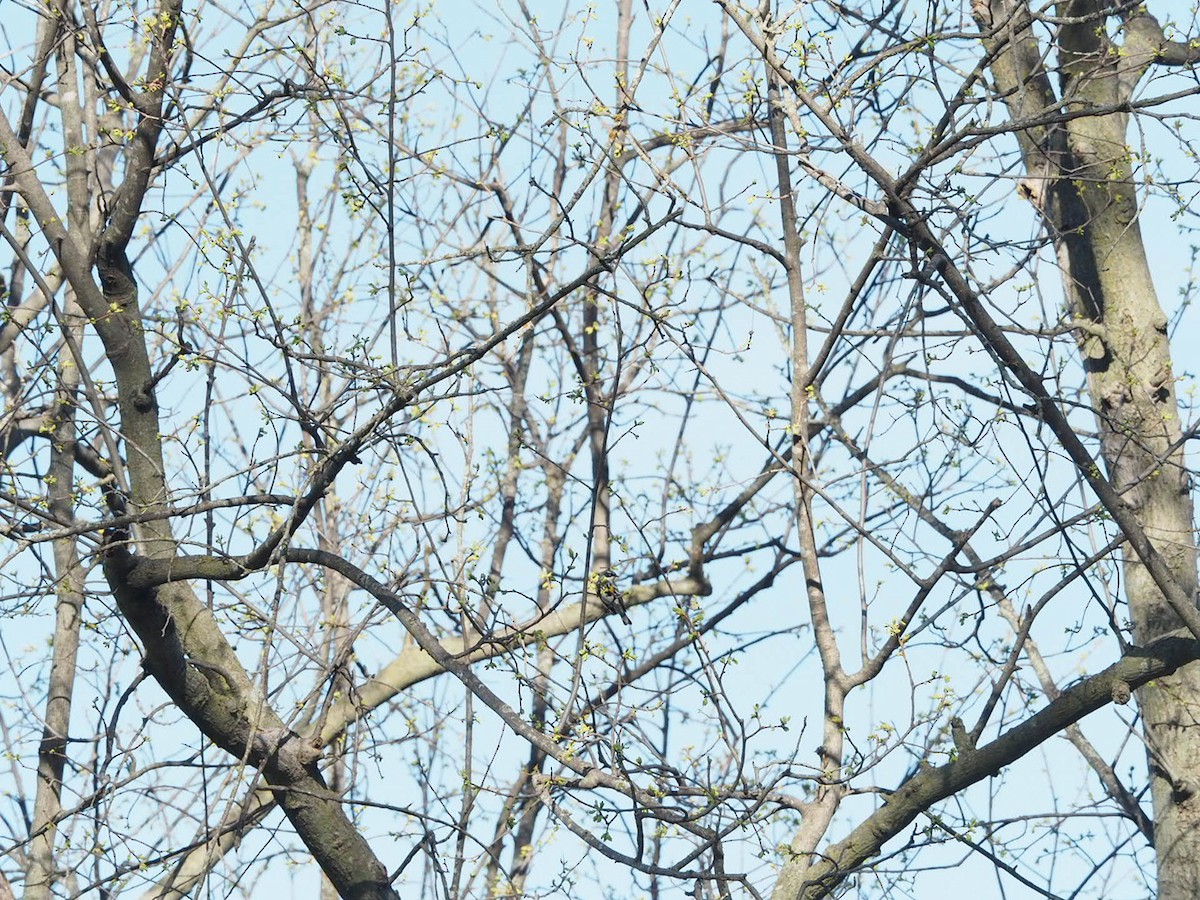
591;570;631;625
950;717;975;756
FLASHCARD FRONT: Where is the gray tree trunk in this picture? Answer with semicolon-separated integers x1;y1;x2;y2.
978;3;1200;895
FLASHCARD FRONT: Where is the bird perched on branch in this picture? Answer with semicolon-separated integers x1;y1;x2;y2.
950;717;975;758
589;569;631;625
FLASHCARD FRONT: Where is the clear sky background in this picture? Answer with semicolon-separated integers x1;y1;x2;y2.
2;1;1199;898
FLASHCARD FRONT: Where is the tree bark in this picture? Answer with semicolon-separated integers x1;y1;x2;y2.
977;3;1200;896
24;297;86;900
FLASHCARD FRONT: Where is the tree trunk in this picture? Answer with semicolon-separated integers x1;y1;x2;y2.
24;298;86;900
978;3;1200;895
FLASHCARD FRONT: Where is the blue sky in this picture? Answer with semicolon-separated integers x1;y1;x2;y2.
1;1;1198;897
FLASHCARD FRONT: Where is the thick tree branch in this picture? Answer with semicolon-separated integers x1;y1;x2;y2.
776;636;1200;900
